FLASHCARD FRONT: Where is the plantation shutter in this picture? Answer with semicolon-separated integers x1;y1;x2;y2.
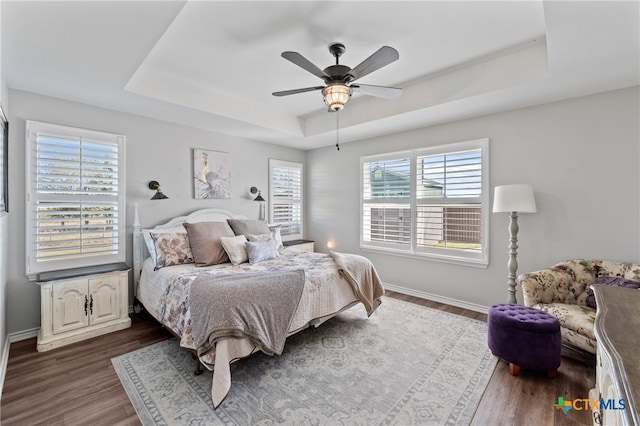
361;153;412;249
415;148;483;253
360;139;488;266
269;159;303;239
26;121;126;278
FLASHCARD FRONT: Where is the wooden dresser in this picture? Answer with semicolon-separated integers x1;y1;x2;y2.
591;284;640;425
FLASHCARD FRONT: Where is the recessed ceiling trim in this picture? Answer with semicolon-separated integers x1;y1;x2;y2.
303;41;550;137
125;63;304;137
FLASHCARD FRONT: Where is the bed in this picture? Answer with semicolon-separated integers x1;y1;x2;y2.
132;207;384;407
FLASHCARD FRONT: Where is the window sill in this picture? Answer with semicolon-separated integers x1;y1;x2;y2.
360;245;488;268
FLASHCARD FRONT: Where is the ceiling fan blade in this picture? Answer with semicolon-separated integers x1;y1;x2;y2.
348;46;399;81
351;84;402;99
281;51;328;80
272;86;325;97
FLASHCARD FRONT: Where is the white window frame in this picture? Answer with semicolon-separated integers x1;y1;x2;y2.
268;159;303;240
25;121;126;280
360;139;489;267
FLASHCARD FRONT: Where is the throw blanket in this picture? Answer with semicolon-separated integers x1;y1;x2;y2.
330;251;385;316
190;270;306;359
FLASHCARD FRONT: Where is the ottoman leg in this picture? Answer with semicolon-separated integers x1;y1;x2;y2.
548;369;558;378
509;363;520;376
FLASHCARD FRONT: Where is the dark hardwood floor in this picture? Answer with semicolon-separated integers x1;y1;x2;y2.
1;291;595;425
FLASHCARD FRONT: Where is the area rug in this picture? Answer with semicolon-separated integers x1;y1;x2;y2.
112;297;497;425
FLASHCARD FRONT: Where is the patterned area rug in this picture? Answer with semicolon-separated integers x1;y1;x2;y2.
112;297;497;425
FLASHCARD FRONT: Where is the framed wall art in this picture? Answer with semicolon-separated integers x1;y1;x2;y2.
193;148;231;199
0;104;8;214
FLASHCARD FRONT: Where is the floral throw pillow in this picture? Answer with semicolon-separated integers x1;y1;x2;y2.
150;232;194;270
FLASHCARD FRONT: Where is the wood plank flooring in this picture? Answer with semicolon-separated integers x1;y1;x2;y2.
1;291;595;425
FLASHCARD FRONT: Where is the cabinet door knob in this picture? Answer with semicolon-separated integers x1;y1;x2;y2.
84;295;88;316
89;295;94;315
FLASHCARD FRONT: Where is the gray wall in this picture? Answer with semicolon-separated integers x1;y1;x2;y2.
4;85;639;334
0;0;7;385
306;87;640;310
5;89;305;334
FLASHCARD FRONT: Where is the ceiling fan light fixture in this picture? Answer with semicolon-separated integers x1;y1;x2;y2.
322;84;352;111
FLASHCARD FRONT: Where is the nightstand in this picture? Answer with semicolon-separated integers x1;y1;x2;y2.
281;239;315;253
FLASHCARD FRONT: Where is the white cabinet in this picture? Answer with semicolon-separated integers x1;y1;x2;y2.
37;269;131;352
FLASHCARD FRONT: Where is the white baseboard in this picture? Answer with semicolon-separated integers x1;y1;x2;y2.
8;327;39;343
383;283;490;314
0;335;9;400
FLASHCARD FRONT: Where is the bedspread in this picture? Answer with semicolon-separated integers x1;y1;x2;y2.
331;250;384;316
139;251;379;407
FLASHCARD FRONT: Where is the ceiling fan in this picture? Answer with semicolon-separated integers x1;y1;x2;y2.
272;43;402;112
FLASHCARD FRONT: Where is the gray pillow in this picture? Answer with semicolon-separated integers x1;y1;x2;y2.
183;221;235;266
245;240;278;264
227;219;270;238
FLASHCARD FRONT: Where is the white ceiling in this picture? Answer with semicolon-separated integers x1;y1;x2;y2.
2;1;639;150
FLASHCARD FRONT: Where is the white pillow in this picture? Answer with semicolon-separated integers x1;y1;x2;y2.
268;224;284;251
219;235;249;265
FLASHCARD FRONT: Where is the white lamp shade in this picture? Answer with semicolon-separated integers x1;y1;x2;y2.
493;184;537;213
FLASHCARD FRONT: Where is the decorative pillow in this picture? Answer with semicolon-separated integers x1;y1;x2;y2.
245;240;278;264
227;219;271;238
219;235;249;265
585;275;640;309
183;221;235;266
268;224;284;251
150;231;194;270
142;227;186;261
248;233;273;242
248;233;279;257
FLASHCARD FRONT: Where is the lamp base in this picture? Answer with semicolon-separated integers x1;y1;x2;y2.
506;211;520;304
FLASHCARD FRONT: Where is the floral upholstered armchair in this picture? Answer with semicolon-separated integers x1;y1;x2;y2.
517;260;640;354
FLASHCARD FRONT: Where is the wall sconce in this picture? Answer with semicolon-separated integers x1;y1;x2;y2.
250;186;266;221
148;180;169;200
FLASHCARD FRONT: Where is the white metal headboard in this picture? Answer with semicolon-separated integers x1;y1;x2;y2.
132;204;246;291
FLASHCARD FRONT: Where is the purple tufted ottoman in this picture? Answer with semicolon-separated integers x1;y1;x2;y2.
488;304;561;377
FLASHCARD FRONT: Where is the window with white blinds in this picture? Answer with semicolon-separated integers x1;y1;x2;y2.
26;121;126;278
361;139;489;266
269;159;303;239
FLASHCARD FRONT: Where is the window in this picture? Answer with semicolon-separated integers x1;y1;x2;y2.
361;139;488;266
26;121;126;279
269;159;303;240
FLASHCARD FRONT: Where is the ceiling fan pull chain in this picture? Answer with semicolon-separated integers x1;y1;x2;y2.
336;111;340;151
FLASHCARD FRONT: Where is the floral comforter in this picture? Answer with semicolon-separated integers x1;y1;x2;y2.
139;250;361;359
